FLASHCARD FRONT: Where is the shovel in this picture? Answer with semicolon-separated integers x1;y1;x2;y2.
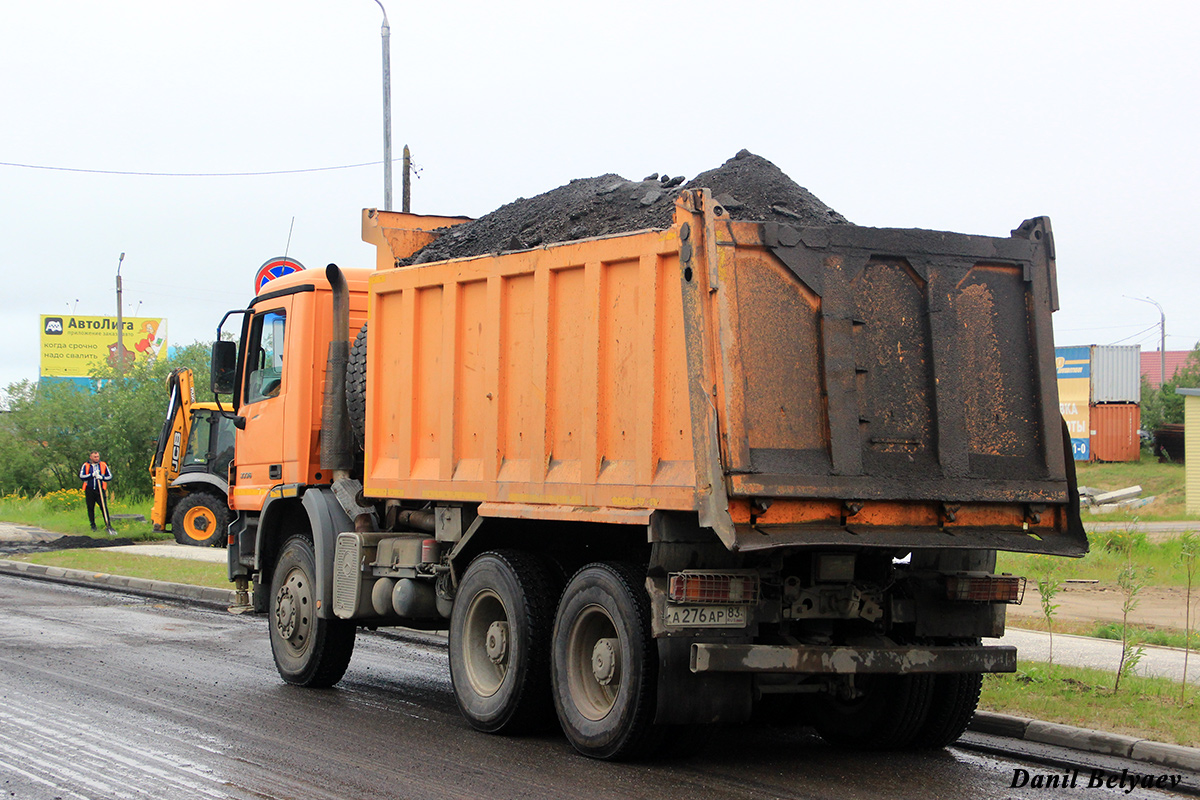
94;474;116;535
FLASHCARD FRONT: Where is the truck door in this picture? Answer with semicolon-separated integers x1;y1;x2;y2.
232;306;289;511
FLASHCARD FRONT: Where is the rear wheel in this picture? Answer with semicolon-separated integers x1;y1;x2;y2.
449;551;560;733
269;535;356;687
911;639;983;748
171;492;228;547
551;563;660;760
809;673;935;750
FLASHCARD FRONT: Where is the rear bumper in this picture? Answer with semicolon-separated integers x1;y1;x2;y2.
690;643;1016;674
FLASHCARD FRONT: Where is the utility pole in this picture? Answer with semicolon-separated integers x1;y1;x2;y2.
372;0;392;211
402;144;411;212
1129;296;1166;386
115;252;126;374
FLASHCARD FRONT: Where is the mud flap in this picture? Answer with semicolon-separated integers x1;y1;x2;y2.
654;637;753;725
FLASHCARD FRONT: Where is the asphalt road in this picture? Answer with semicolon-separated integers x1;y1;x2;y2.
1;575;1193;800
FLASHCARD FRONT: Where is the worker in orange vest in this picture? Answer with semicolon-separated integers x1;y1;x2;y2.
79;451;113;532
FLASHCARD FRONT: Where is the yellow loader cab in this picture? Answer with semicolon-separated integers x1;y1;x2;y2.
149;368;236;546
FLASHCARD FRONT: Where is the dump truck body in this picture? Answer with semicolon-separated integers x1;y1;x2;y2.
215;190;1084;761
360;192;1083;557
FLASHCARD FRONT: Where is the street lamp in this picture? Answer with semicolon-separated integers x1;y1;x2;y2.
115;252;126;374
1128;296;1166;386
371;0;392;211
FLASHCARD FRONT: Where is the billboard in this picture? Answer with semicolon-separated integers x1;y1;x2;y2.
1055;346;1091;461
40;315;168;378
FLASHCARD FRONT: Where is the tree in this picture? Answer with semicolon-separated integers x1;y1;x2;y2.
1181;532;1198;703
0;342;213;497
1140;342;1200;430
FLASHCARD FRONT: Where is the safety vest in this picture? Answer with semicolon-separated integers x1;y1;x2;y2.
80;461;112;491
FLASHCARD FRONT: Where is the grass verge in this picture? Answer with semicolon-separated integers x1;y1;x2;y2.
997;530;1199;587
6;551;230;590
981;660;1200;747
1076;459;1199;521
0;492;171;542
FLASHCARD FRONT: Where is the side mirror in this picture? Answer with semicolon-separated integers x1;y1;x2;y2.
211;340;238;396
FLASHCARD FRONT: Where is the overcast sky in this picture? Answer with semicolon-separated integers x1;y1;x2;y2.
2;1;1197;392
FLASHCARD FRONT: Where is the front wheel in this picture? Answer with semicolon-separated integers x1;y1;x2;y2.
171;493;228;547
269;536;356;687
551;563;659;760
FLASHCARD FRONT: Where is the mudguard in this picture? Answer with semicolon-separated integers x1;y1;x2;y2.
171;472;230;496
302;486;354;619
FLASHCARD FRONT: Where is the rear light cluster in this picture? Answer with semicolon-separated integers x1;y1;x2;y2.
668;572;760;605
945;573;1026;604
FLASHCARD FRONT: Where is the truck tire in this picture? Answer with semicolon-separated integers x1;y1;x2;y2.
910;639;983;749
269;535;356;688
171;492;228;548
809;673;935;750
551;562;660;760
347;322;368;451
449;551;560;734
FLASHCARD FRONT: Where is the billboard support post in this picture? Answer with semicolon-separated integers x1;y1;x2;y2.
115;252;126;375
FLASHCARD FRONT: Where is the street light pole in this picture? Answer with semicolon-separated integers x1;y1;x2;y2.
372;0;392;211
1129;296;1166;386
115;252;126;374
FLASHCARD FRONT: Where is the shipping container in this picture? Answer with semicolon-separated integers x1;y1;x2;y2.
1088;403;1140;462
1090;345;1141;403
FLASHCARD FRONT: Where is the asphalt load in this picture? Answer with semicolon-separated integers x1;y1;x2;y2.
401;150;849;265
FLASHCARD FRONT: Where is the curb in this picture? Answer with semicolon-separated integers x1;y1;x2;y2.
3;556;1198;773
0;558;237;610
970;711;1200;772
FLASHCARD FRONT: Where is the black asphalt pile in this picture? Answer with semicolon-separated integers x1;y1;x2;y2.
0;535;136;556
401;150;849;265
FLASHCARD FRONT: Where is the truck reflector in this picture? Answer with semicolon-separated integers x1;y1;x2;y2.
945;574;1027;604
668;572;759;605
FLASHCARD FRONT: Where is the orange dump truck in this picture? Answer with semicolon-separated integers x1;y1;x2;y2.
211;189;1086;760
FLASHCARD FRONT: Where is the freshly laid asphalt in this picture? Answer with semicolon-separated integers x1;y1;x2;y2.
0;520;1197;775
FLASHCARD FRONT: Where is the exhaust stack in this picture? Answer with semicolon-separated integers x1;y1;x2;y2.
320;264;352;473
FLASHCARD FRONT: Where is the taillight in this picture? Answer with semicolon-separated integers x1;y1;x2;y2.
945;574;1026;604
668;572;759;605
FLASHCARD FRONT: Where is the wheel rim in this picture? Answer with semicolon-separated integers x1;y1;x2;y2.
274;564;313;658
565;603;621;721
182;505;216;542
461;589;509;697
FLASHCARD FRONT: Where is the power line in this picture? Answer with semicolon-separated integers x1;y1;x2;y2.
0;158;393;177
1106;323;1161;346
1055;323;1146;333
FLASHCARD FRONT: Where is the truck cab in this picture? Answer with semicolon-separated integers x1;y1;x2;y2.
211;268;371;606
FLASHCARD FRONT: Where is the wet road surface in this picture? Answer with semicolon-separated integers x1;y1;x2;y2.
0;574;1190;799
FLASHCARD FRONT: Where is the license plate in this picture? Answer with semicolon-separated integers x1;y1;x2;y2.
663;604;747;628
